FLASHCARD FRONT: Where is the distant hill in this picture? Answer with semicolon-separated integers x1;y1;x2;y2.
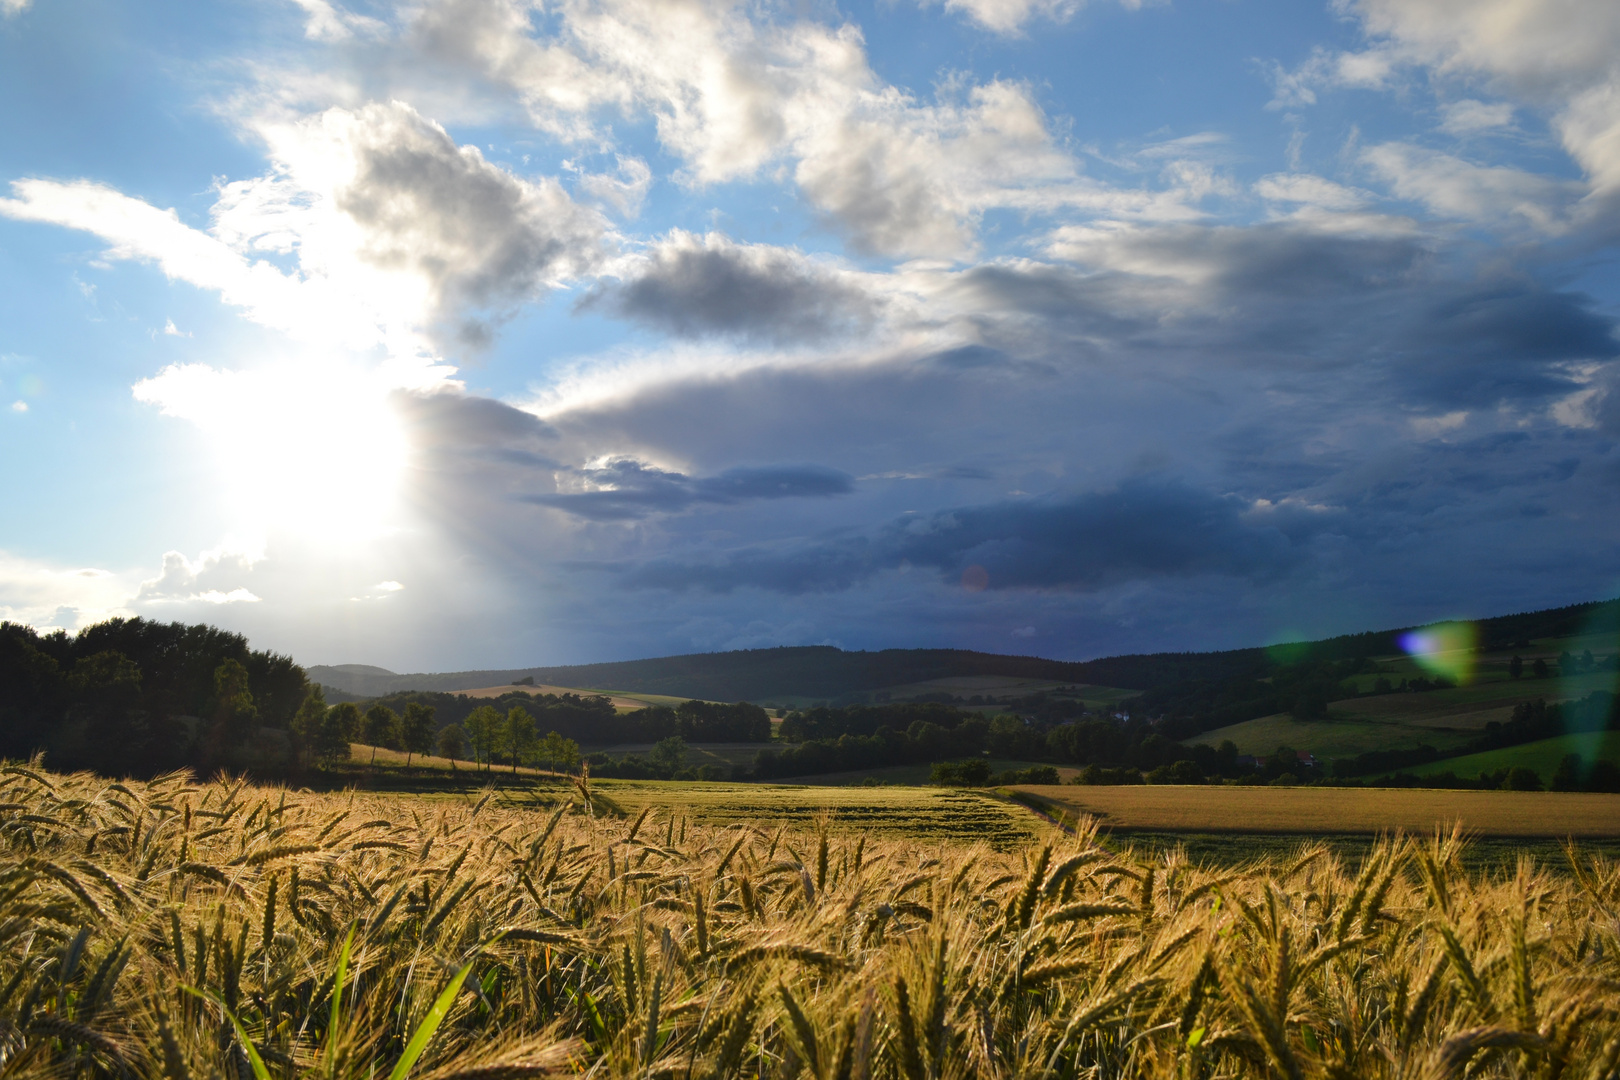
309;596;1620;703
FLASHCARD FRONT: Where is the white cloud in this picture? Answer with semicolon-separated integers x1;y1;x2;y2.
288;0;385;42
0;0;30;17
135;547;264;606
1346;0;1620;211
1265;46;1400;109
9;401;25;413
1254;173;1370;212
576;156;653;218
1362;141;1582;232
0;101;607;362
931;0;1080;35
376;580;404;591
0;552;132;630
407;0;1122;259
1439;99;1516;134
162;318;190;337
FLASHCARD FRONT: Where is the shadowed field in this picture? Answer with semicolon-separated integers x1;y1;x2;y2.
1013;783;1620;837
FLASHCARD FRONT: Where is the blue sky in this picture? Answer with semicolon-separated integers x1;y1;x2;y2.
2;0;1618;671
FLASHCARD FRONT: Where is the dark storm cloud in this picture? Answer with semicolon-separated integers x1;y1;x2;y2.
579;232;877;344
526;460;855;521
964;223;1618;412
393;389;560;468
614;481;1332;594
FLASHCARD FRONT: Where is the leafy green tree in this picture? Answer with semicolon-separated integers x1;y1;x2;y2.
401;701;435;766
436;722;464;766
205;657;259;763
292;690;354;768
1509;655;1524;680
290;686;328;769
324;703;362;765
464;705;501;771
361;704;402;764
650;735;687;777
505;706;537;774
68;650;146;775
540;730;580;774
1500;765;1543;791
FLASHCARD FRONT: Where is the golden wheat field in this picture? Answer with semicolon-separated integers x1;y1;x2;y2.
1014;784;1620;838
6;763;1620;1079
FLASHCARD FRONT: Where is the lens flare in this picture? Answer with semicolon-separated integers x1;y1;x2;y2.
1399;621;1478;684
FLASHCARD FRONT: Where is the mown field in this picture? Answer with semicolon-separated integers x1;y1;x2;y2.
1013;783;1620;838
9;764;1620;1079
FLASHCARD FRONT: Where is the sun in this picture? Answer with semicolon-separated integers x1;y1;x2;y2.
134;359;409;545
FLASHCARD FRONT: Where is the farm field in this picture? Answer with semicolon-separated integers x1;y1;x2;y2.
771;759;1082;786
1186;712;1476;758
583;741;773;770
1012;782;1620;837
585;778;1036;841
10;765;1620;1079
1400;729;1620;779
454;682;699;711
1187;659;1618;760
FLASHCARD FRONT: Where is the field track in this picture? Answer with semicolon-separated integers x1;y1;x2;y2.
1015;783;1620;837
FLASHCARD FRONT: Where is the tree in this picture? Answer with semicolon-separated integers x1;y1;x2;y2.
1500;766;1543;791
290;686;328;769
650;735;687;777
540;730;580;774
68;650;146;775
361;704;401;764
463;705;501;770
505;706;537;774
325;703;362;765
293;690;354;768
204;657;258;764
1533;658;1550;679
1509;655;1523;680
436;723;464;767
401;701;436;766
1551;753;1583;791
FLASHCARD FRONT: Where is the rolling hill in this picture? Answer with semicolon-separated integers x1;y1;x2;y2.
310;596;1620;706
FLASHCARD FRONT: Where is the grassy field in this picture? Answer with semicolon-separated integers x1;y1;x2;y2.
10;765;1620;1080
1012;782;1620;837
1400;729;1620;779
1186;713;1476;758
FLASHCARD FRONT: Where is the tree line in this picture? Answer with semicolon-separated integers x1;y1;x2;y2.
0;617;306;775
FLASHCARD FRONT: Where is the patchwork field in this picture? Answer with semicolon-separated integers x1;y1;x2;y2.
1011;783;1620;837
1188;658;1619;760
771;759;1082;786
585;778;1036;841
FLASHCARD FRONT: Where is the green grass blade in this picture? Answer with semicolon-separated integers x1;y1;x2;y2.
329;923;356;1055
181;985;271;1080
387;935;503;1080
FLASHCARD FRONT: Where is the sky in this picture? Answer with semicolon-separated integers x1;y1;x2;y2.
1;0;1618;671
